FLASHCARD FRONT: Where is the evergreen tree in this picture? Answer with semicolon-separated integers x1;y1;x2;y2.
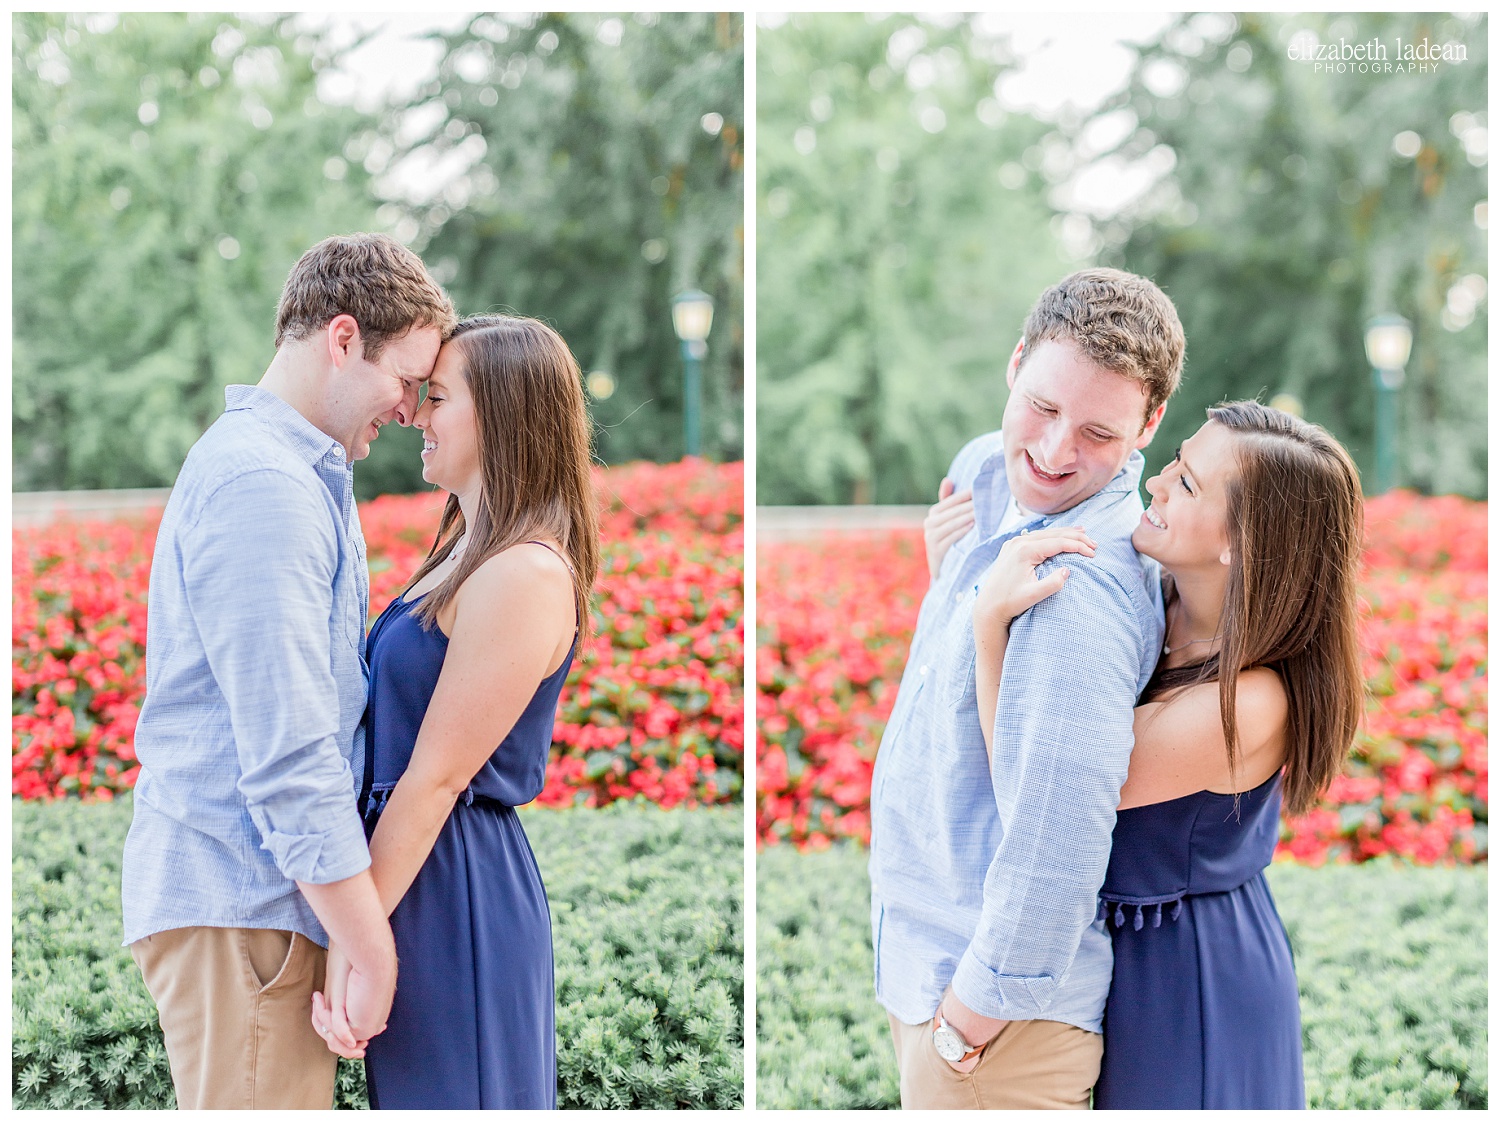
756;14;1069;505
398;12;744;473
13;13;379;490
1096;12;1488;496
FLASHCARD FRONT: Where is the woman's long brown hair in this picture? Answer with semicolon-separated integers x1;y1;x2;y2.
1144;401;1366;815
407;315;600;647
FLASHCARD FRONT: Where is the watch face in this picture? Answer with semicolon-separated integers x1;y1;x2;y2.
932;1025;967;1063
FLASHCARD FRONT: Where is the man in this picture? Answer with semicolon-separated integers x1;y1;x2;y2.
868;268;1185;1109
121;233;457;1109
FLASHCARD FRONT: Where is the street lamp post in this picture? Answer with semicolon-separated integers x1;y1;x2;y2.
671;288;714;458
1363;314;1413;495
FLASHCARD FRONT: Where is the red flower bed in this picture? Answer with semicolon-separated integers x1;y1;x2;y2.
757;491;1487;864
13;460;743;810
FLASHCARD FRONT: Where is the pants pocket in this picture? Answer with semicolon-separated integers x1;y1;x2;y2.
245;929;298;995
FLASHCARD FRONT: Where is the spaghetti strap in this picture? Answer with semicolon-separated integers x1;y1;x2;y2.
524;540;581;640
524;539;575;578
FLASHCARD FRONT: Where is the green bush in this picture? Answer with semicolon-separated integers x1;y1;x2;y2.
13;797;743;1109
756;844;1486;1110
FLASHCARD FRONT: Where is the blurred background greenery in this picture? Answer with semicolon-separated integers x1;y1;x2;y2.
13;12;744;498
757;12;1487;505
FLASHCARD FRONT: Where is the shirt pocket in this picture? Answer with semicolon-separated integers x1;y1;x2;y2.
337;572;363;649
941;618;979;714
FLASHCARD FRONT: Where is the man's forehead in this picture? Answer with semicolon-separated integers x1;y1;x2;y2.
395;330;443;378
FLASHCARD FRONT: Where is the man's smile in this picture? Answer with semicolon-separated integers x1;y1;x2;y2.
1023;449;1074;483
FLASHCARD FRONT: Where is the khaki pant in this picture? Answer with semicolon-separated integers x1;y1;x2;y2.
888;1013;1102;1110
131;926;337;1110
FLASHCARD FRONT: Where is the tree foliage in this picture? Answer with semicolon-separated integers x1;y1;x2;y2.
757;14;1068;505
1093;12;1488;496
12;13;379;491
13;12;744;495
758;13;1487;504
400;12;744;474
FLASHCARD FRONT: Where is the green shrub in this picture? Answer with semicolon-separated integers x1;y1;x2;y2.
13;797;743;1109
756;844;1486;1110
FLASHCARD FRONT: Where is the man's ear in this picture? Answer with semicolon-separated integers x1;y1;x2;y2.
326;315;362;369
1134;401;1167;450
1004;337;1026;390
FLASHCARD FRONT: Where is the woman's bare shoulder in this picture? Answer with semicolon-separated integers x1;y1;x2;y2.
1232;666;1289;737
449;541;574;624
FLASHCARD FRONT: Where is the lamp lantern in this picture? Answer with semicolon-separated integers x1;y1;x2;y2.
1364;313;1412;494
671;289;714;457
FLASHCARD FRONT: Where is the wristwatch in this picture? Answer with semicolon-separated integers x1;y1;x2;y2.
931;1013;985;1064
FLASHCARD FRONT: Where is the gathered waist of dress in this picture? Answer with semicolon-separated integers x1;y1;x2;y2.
1097;867;1269;932
361;783;517;825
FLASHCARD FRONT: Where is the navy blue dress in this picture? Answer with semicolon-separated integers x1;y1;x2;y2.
1093;773;1305;1109
358;587;573;1110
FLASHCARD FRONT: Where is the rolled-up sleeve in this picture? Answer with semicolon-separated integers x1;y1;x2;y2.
950;559;1139;1019
182;469;371;885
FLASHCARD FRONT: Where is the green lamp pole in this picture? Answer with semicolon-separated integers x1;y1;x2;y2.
1363;314;1413;495
671;288;714;459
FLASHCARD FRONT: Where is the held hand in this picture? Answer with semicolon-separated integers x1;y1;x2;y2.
311;942;367;1059
924;478;975;581
974;526;1095;629
342;954;396;1044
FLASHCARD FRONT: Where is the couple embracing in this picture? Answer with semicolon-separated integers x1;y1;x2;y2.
870;269;1365;1109
121;234;597;1109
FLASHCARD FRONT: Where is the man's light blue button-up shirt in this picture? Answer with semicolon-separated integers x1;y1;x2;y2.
122;385;372;948
869;430;1164;1032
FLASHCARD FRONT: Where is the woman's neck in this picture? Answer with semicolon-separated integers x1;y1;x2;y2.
453;489;481;539
1163;564;1228;661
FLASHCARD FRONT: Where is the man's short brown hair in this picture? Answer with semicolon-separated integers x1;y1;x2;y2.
1019;268;1185;424
274;233;458;360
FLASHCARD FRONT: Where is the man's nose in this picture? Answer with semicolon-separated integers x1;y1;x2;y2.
1038;424;1076;468
395;385;421;426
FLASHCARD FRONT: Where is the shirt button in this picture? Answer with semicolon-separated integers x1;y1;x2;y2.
920;665;929;676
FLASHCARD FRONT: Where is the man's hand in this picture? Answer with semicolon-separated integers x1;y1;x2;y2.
297;872;396;1058
937;986;1008;1073
311;939;393;1058
924;478;975;582
343;952;396;1042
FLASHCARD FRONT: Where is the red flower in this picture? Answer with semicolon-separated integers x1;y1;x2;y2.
757;494;1487;863
14;461;744;810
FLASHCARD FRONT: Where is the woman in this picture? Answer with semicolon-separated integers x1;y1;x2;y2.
971;401;1364;1109
312;314;599;1108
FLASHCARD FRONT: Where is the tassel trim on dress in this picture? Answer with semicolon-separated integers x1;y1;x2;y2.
363;783;475;826
1098;896;1185;930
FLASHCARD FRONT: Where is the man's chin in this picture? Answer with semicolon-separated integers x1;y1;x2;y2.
1008;480;1075;517
1006;460;1074;515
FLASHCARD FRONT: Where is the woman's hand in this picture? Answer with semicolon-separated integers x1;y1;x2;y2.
924;478;975;582
973;527;1095;760
974;526;1096;629
311;941;370;1059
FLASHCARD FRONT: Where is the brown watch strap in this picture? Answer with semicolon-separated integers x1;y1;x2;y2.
932;1015;986;1063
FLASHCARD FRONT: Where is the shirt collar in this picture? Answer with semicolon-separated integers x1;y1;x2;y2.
974;440;1146;542
223;384;346;468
